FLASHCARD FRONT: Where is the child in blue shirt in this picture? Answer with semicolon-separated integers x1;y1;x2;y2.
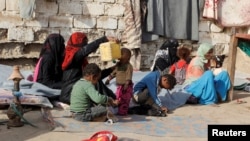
132;71;177;116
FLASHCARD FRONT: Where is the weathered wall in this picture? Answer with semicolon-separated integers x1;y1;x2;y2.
0;0;250;73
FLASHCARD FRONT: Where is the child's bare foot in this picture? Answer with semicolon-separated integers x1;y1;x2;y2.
107;111;118;123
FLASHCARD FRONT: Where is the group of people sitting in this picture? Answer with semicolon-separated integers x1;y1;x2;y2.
33;32;231;122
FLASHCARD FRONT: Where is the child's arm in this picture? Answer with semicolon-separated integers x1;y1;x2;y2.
168;63;176;75
124;64;133;89
86;85;109;104
145;75;162;107
105;68;117;85
107;97;119;107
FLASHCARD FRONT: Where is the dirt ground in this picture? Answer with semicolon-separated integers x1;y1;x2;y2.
0;89;249;141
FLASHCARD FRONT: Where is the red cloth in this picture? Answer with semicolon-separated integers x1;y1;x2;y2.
62;32;88;70
169;59;188;75
115;83;133;116
82;131;118;141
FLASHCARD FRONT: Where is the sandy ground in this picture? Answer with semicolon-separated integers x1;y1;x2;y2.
0;89;250;141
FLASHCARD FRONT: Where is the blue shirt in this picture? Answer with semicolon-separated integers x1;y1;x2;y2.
133;71;162;106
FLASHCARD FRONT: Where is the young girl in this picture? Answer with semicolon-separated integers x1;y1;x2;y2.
169;44;191;85
70;63;118;122
105;48;133;116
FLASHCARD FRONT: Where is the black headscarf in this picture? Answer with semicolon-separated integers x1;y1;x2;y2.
157;38;180;68
40;33;65;75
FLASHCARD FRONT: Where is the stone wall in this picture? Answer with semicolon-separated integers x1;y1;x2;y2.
0;0;250;72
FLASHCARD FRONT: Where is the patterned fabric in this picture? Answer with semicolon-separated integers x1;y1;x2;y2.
124;0;142;70
150;50;169;71
123;0;142;49
0;89;53;108
150;39;179;71
203;0;250;27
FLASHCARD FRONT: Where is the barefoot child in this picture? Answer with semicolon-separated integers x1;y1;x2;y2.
105;48;133;115
70;63;118;122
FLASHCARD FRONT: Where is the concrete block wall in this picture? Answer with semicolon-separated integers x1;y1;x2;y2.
0;0;249;71
0;0;125;69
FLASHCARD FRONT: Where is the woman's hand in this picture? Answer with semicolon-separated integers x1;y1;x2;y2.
107;36;119;43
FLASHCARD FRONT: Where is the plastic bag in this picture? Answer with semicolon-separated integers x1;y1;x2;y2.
82;130;118;141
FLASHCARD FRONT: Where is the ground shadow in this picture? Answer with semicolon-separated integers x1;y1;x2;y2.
233;90;250;100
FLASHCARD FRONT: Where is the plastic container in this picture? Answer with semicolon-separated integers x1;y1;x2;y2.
99;42;121;61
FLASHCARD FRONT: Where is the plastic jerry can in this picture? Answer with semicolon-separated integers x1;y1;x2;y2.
99;42;121;61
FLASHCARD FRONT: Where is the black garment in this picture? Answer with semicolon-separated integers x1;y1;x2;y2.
60;36;116;104
37;34;65;89
152;39;179;71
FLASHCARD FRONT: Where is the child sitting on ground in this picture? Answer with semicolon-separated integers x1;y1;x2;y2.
169;44;192;85
70;63;118;122
105;48;133;116
129;72;177;117
210;55;226;76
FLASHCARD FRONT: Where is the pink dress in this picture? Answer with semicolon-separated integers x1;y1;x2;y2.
33;57;42;82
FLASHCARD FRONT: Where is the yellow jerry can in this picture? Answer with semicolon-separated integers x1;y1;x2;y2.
99;42;121;61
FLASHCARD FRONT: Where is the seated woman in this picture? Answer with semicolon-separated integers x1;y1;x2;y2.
150;38;179;72
183;43;231;105
33;33;65;89
60;32;118;104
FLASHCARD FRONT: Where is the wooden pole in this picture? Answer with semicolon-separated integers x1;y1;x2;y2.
227;27;238;101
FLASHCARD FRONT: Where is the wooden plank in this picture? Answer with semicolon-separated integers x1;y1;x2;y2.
235;33;250;40
227;33;238;101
